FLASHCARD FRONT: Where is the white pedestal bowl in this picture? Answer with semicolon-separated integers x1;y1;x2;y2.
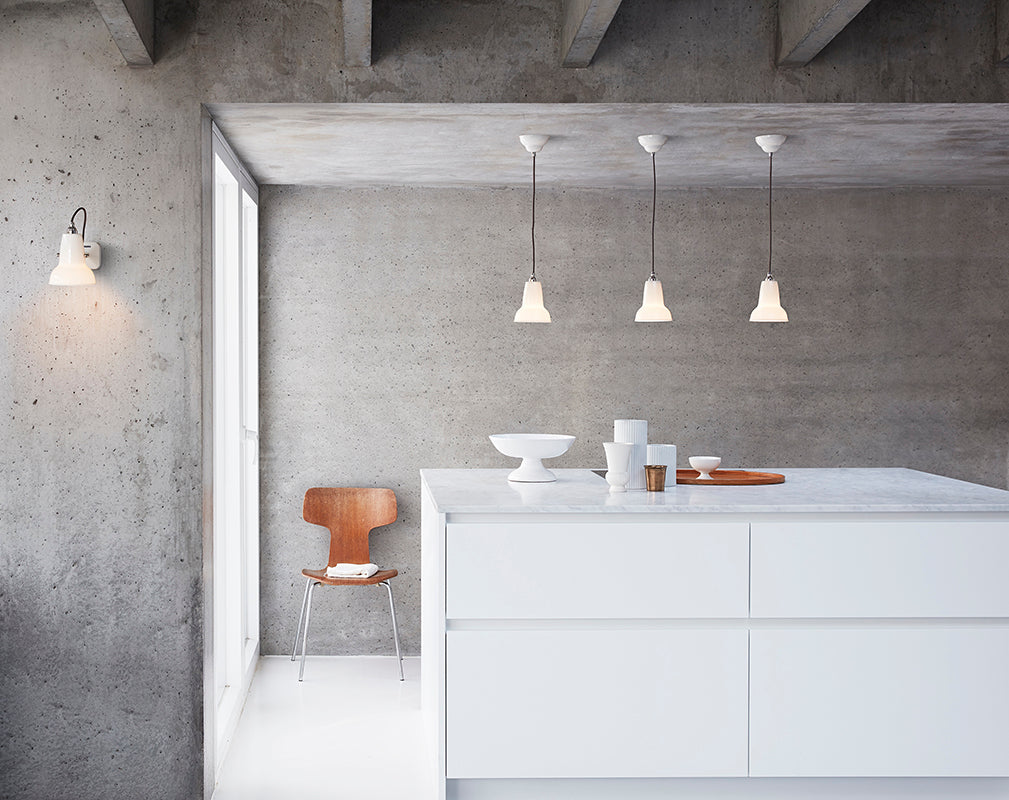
688;456;722;480
489;434;576;482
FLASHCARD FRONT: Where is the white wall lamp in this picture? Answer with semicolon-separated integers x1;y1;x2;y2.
514;134;551;323
49;207;101;286
635;135;672;322
750;135;788;322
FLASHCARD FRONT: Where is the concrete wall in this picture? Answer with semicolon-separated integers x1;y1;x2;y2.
2;0;1007;798
258;184;1009;656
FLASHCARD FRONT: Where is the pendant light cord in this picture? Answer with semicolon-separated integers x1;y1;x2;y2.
530;151;537;281
766;152;773;280
649;152;657;280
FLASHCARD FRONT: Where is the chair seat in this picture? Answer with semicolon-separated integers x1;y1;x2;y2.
302;567;398;586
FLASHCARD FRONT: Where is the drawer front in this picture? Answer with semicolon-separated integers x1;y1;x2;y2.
446;521;748;619
751;519;1009;618
446;629;748;778
750;628;1009;776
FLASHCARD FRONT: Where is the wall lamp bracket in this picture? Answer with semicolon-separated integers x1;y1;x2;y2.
82;242;102;269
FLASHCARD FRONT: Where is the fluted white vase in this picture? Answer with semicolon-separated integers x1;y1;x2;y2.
647;444;678;487
614;419;647;490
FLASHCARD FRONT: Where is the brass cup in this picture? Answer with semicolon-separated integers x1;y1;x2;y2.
644;464;667;492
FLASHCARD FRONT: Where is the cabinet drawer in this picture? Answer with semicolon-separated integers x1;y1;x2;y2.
751;519;1009;618
750;628;1009;776
446;629;748;778
446;521;748;619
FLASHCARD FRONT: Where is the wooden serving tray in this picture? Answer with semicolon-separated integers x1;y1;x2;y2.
676;469;785;486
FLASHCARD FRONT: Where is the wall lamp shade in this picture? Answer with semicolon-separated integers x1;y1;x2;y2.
635;277;672;322
749;276;788;322
514;278;551;322
49;207;100;286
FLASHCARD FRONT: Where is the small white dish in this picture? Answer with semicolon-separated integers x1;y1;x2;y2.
688;456;721;480
489;434;576;482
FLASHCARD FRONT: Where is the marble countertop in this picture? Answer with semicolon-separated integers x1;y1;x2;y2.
420;468;1009;514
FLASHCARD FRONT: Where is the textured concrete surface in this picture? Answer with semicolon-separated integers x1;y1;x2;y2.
0;7;205;800
92;0;155;65
258;184;1009;656
777;0;874;67
998;0;1009;63
560;0;624;67
2;0;1009;798
341;0;374;67
209;102;1009;189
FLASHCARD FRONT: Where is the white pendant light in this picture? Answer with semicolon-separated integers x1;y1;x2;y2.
49;207;101;286
514;134;551;323
750;135;789;323
635;135;672;322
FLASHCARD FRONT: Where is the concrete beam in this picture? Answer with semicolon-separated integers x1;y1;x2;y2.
93;0;154;66
998;0;1009;64
777;0;873;67
561;0;623;68
342;0;372;67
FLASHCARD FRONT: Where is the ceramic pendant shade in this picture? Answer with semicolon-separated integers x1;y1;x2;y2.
749;276;788;322
750;134;789;323
514;278;550;323
635;277;672;322
514;134;551;323
635;134;672;322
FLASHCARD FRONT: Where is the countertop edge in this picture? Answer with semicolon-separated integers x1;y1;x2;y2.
419;468;1009;514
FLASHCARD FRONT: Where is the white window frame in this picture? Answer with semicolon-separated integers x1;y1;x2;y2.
203;118;260;796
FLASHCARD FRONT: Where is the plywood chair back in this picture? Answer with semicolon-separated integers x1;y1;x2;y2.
303;487;397;567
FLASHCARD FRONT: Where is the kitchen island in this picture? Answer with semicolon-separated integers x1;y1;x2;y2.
421;468;1009;800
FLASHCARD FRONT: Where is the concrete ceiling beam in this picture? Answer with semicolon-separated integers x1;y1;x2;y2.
777;0;874;67
342;0;372;67
560;0;624;68
998;0;1009;63
93;0;153;66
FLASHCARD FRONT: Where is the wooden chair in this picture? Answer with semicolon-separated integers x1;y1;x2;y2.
290;487;403;682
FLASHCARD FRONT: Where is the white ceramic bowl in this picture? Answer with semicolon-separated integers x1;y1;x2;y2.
489;434;576;483
688;456;721;480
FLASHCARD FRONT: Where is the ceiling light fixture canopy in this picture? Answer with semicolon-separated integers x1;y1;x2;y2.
49;206;101;286
635;134;672;323
514;134;551;323
750;134;788;323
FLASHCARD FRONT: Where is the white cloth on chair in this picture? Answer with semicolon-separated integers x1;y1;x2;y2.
325;563;379;579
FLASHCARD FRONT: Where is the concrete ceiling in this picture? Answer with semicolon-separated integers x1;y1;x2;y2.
208;102;1009;190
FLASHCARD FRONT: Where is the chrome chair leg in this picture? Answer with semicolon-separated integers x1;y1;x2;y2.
298;581;320;682
291;577;313;661
380;580;404;681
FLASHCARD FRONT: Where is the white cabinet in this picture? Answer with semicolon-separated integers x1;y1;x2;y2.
751;520;1009;618
750;628;1009;777
442;520;750;782
446;629;748;778
750;519;1009;778
421;469;1009;800
446;521;748;619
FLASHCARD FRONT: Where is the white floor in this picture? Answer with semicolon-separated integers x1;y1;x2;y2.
213;655;436;800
